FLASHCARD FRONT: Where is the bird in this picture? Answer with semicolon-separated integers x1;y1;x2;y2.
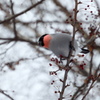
38;33;89;59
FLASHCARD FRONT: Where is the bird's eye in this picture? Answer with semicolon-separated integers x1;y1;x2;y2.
38;34;48;46
38;38;44;46
39;41;42;46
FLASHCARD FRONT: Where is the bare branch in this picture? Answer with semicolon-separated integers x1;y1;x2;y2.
82;75;99;100
0;0;45;24
0;89;14;100
59;0;78;100
53;0;88;38
71;83;86;100
0;36;38;46
0;41;15;55
89;51;93;76
0;41;10;45
10;0;17;38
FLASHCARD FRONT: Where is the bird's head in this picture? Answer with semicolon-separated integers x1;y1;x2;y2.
38;34;52;49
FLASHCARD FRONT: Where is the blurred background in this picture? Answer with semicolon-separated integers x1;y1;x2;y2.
0;0;100;100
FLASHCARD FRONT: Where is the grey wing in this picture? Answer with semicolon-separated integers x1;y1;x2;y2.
50;34;75;57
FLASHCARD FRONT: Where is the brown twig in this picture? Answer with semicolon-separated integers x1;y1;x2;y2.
71;64;100;100
59;58;71;100
0;89;14;100
0;41;16;55
0;36;38;46
53;0;88;38
59;0;78;100
0;0;44;24
94;64;100;78
71;83;86;100
82;74;99;100
89;51;93;76
10;0;17;38
0;41;11;45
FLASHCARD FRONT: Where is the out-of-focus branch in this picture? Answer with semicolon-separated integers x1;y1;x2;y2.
0;41;10;45
0;0;44;24
71;64;100;100
83;35;97;48
53;0;70;16
0;89;14;100
53;0;88;38
94;0;100;16
0;42;15;55
82;74;100;100
0;36;38;46
71;83;86;100
89;51;93;76
16;20;67;25
10;0;17;38
0;36;38;56
72;0;78;44
94;64;100;78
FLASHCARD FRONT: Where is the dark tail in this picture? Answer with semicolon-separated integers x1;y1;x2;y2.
81;48;89;54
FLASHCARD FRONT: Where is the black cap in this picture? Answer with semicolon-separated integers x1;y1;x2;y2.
38;34;48;46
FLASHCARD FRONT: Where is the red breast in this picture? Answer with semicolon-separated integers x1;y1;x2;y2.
43;34;52;48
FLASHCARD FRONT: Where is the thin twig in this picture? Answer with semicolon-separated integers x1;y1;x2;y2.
89;51;93;76
0;0;44;24
94;64;100;78
82;74;99;100
53;0;88;38
82;82;94;100
0;41;10;45
10;0;17;38
0;37;38;46
72;0;78;42
0;89;14;100
71;83;86;100
71;64;100;100
0;41;16;55
59;0;78;100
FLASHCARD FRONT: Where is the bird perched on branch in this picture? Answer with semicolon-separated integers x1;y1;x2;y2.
38;33;89;59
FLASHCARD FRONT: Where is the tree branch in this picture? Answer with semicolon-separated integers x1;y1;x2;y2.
71;83;86;100
0;89;14;100
0;37;38;46
53;0;88;38
89;51;93;76
82;74;99;100
0;0;44;24
10;0;17;38
59;0;78;100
